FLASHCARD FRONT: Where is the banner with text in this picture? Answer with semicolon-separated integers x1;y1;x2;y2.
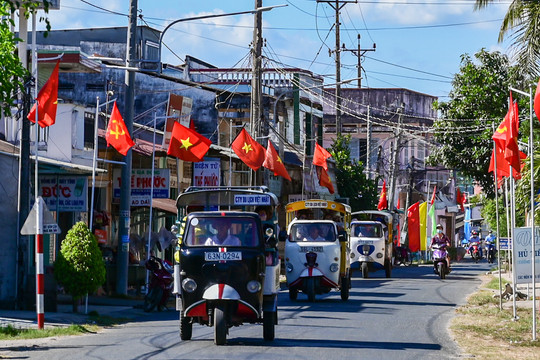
513;227;540;284
113;168;170;206
193;158;220;187
39;176;88;212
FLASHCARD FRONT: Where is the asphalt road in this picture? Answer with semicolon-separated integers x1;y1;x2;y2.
3;260;491;360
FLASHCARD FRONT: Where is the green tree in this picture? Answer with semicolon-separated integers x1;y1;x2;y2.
54;222;106;312
329;134;378;212
481;196;510;236
475;1;540;76
0;1;51;116
428;49;527;198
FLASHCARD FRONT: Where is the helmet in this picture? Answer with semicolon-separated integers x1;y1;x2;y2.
471;230;478;236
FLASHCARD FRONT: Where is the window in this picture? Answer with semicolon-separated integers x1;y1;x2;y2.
184;216;260;247
290;223;336;242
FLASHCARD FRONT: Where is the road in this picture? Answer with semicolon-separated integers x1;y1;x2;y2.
4;260;490;360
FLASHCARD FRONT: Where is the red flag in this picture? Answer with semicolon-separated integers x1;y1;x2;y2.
492;104;512;149
456;187;466;212
316;166;334;194
167;121;211;162
28;60;60;128
263;141;291;181
407;202;420;252
535;78;540;123
231;128;265;171
429;186;437;206
377;180;388;210
105;101;135;156
505;95;521;174
313;143;332;171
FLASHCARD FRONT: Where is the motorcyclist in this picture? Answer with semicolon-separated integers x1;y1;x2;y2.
430;224;451;271
469;230;483;258
484;230;496;260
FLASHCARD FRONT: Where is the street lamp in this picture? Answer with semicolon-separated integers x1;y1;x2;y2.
156;5;287;73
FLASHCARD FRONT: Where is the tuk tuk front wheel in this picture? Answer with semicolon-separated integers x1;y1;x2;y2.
340;276;350;301
180;311;192;340
214;306;227;345
263;311;275;341
305;277;316;302
361;262;369;279
289;288;298;301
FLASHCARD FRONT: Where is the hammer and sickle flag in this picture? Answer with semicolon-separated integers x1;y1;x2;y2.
167;121;211;162
105;101;135;156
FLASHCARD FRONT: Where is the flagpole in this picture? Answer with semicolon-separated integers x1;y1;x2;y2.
511;170;518;320
492;124;503;311
146;111;157;289
528;85;536;340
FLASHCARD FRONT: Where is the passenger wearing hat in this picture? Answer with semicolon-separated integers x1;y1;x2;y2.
430;224;451;270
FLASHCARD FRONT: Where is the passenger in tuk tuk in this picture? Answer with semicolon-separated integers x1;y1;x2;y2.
304;224;325;242
205;219;241;246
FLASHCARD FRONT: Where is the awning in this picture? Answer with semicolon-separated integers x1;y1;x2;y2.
148;198;177;215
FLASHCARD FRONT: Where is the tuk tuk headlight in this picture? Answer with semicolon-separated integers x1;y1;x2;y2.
362;244;371;254
286;263;294;272
247;280;261;293
376;253;383;259
350;252;355;258
182;278;197;293
329;263;339;272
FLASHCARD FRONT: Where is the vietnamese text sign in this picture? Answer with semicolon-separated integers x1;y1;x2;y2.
193;158;220;187
113;169;170;206
513;227;540;284
39;176;88;212
234;194;271;206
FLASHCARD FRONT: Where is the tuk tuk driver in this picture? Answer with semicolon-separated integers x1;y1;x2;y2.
205;219;241;246
304;224;325;242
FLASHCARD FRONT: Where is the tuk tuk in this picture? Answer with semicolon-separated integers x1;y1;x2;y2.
173;186;280;345
350;210;397;278
283;199;351;301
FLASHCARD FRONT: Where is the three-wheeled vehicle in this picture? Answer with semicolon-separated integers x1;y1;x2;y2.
172;186;280;345
284;199;351;301
350;210;397;278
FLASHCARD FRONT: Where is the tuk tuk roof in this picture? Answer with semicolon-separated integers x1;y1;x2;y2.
352;210;393;222
285;199;351;214
176;186;279;210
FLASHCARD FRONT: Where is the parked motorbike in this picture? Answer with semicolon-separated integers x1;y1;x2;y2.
144;255;173;312
469;241;482;263
485;239;496;264
432;243;449;279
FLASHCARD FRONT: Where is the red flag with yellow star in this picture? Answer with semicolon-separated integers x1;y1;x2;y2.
231;128;265;171
316;166;334;194
105;101;135;155
167;121;211;162
263;140;291;181
28;60;60;128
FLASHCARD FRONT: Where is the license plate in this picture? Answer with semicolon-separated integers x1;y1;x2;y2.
300;246;323;252
204;252;242;261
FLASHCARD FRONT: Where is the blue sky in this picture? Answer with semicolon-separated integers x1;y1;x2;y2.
33;0;513;99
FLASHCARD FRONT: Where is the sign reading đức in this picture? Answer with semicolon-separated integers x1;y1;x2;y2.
512;227;540;284
193;158;220;187
113;169;170;206
39;175;88;212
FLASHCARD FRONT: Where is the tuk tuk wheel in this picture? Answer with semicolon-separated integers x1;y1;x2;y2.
180;312;192;340
384;259;392;278
289;288;298;301
263;311;275;341
305;277;316;302
361;262;369;279
214;306;227;345
340;276;350;301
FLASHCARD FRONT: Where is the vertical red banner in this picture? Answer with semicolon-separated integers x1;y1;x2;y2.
407;202;420;252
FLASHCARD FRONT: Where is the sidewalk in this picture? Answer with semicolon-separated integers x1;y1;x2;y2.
0;294;147;330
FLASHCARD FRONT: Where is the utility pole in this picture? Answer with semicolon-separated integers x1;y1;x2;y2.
251;0;263;185
388;107;404;212
341;34;375;88
366;105;371;179
317;0;356;136
117;0;138;295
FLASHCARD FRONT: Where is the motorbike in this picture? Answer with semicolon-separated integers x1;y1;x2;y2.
485;239;496;264
144;255;174;312
469;241;482;263
432;243;449;279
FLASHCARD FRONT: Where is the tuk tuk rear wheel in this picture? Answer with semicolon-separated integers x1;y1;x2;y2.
180;311;192;340
340;276;350;301
305;277;316;302
289;288;298;301
263;311;275;341
214;306;227;345
361;262;369;279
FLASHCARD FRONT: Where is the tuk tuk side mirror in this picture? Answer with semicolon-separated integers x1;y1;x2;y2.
278;229;288;242
338;231;347;242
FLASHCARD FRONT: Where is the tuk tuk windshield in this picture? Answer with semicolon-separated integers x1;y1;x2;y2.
290;223;336;242
351;223;383;238
184;216;260;247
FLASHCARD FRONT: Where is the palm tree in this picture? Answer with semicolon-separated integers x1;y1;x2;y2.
475;1;540;75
